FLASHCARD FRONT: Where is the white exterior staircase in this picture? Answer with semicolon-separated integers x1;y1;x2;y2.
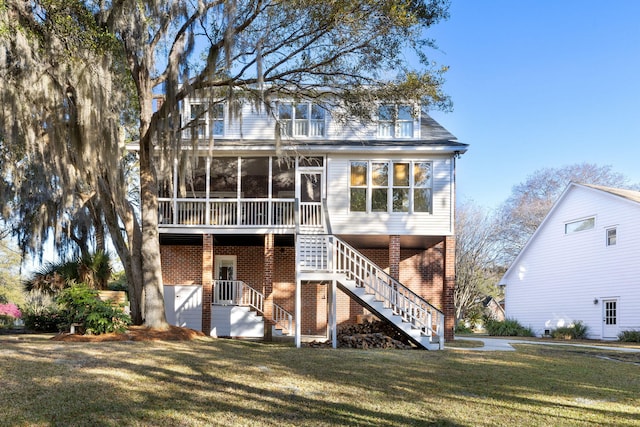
297;234;445;350
212;279;294;337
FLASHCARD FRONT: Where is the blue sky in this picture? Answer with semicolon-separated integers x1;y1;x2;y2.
425;0;640;208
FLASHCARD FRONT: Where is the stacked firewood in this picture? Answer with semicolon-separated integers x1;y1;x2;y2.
306;320;415;350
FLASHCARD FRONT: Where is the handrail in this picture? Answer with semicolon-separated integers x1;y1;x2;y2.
273;302;294;334
212;279;294;333
213;280;263;314
332;236;444;340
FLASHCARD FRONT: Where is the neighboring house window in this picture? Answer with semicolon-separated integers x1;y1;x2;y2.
378;104;414;138
278;102;325;137
188;102;224;138
349;160;432;213
564;217;595;234
606;227;617;246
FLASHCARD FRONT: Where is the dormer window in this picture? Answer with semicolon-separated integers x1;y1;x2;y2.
278;102;325;137
378;104;414;138
186;102;224;138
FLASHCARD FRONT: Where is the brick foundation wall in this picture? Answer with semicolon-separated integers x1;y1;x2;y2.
160;235;453;339
160;245;202;285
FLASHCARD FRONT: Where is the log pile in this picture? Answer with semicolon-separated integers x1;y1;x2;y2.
306;320;415;350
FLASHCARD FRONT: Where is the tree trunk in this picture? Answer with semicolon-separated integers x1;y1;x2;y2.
138;88;168;329
98;177;145;324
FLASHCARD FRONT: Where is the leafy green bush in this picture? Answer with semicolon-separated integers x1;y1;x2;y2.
551;321;588;340
455;321;474;334
57;282;131;335
484;317;534;337
618;330;640;343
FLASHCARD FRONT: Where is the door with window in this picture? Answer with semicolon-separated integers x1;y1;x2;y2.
602;298;618;339
214;256;237;304
297;157;324;228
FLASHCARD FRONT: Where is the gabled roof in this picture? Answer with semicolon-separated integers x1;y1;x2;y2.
190;113;467;154
499;182;640;285
580;183;640;204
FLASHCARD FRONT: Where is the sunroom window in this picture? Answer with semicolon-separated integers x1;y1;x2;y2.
349;160;432;213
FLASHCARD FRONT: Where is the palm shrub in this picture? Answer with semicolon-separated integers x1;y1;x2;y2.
618;330;640;342
551;321;588;340
57;282;131;334
25;251;113;295
484;317;535;337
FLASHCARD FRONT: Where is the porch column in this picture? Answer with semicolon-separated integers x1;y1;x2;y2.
443;235;456;341
389;235;401;281
263;233;275;340
202;234;214;334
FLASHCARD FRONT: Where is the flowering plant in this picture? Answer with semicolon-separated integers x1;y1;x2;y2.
0;303;21;319
0;303;22;328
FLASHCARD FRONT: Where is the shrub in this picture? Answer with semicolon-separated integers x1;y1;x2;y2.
0;302;22;328
551;321;589;340
21;290;65;332
57;282;131;335
484;317;535;337
455;321;473;334
618;330;640;343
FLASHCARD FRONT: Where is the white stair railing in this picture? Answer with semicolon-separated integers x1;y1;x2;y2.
273;303;294;335
295;235;444;344
213;280;294;334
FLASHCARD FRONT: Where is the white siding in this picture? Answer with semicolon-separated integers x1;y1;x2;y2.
326;154;454;236
164;285;203;331
503;185;640;339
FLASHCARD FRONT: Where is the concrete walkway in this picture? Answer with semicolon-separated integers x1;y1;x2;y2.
447;336;640;352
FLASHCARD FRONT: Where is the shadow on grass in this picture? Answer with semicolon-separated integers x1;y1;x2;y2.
1;337;639;426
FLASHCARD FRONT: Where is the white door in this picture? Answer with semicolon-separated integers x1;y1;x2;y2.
297;170;324;228
214;255;237;304
602;299;618;339
164;285;203;331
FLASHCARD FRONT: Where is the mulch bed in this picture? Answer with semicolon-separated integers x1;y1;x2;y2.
51;325;206;342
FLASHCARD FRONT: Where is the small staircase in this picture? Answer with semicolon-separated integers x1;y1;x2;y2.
212;280;295;338
297;235;445;350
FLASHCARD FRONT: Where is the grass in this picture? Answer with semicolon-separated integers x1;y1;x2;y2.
1;335;640;426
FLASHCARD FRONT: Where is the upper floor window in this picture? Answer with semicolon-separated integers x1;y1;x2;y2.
378;104;414;138
564;217;595;234
606;227;617;246
278;102;325;137
187;102;224;138
349;160;432;213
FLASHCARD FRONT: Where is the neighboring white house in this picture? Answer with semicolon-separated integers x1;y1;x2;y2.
500;183;640;340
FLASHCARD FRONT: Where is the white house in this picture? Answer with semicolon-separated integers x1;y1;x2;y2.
154;94;467;349
500;183;640;340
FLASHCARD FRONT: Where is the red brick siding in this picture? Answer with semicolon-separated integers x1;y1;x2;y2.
160;236;452;339
160;245;202;285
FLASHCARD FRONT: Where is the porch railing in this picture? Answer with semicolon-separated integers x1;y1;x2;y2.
159;198;295;227
213;280;294;334
213;280;264;314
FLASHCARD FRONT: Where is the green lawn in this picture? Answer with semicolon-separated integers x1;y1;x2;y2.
1;335;639;426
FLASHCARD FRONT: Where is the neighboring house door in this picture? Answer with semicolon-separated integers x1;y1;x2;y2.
602;298;619;339
214;255;237;304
